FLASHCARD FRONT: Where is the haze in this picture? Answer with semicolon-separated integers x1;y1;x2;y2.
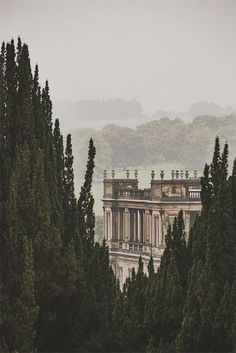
0;0;235;114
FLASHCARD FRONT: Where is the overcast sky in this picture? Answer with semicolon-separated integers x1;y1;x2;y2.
0;0;235;113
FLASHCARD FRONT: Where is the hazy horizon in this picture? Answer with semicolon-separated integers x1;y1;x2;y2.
1;0;235;114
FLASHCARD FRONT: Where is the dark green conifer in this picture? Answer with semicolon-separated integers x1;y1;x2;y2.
78;138;96;244
5;39;17;160
147;212;188;353
114;257;148;353
16;44;34;151
63;133;77;243
32;64;44;147
177;138;236;352
230;158;236;232
53;118;64;189
1;158;38;352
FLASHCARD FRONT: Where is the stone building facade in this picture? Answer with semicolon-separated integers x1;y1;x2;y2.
102;169;202;286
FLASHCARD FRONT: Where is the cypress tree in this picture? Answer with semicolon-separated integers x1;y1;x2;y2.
230;158;236;231
1;154;38;352
32;64;44;147
0;42;6;198
0;37;119;353
63;133;77;244
5;39;17;160
147;256;154;279
114;257;148;353
211;135;220;193
0;42;7;266
16;43;34;152
78;138;96;245
147;212;189;353
177;138;236;352
31;148;63;351
53;118;64;190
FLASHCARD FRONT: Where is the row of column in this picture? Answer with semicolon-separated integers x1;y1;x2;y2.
104;207;164;247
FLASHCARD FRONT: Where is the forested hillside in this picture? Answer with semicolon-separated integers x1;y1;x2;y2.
71;115;236;179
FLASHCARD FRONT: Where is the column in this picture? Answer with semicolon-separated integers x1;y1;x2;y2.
124;208;130;241
110;208;113;241
120;209;123;240
103;207;106;240
105;207;112;241
158;212;162;246
145;211;149;242
143;210;147;243
127;209;130;241
151;211;155;247
160;209;165;246
151;211;155;246
137;210;140;242
117;208;120;240
148;211;152;244
133;211;137;242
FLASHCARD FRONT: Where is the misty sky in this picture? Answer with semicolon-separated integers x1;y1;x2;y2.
0;0;235;113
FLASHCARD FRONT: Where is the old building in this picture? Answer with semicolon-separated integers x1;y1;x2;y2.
102;169;202;286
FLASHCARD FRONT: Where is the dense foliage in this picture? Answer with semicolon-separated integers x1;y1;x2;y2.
0;38;116;353
0;38;235;353
71;116;236;179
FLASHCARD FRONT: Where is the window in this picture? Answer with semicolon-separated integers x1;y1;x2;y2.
106;211;111;239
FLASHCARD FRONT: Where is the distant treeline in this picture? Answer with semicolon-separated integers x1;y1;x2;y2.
71;115;236;178
54;98;144;130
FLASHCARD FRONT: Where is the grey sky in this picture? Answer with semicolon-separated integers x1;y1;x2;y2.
0;0;235;113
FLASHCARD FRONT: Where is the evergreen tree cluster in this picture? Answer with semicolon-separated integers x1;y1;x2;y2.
0;38;235;353
112;138;236;353
0;38;116;353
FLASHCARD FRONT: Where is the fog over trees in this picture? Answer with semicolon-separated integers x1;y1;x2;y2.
69;114;236;180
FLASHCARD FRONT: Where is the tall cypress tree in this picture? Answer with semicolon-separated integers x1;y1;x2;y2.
1;151;38;352
147;211;189;353
112;257;148;353
78;138;96;245
16;44;34;152
177;138;236;353
53;118;64;190
230;158;236;236
32;64;44;147
5;39;17;161
63;133;77;244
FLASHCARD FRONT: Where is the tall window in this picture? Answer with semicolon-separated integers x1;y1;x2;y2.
106;211;111;239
